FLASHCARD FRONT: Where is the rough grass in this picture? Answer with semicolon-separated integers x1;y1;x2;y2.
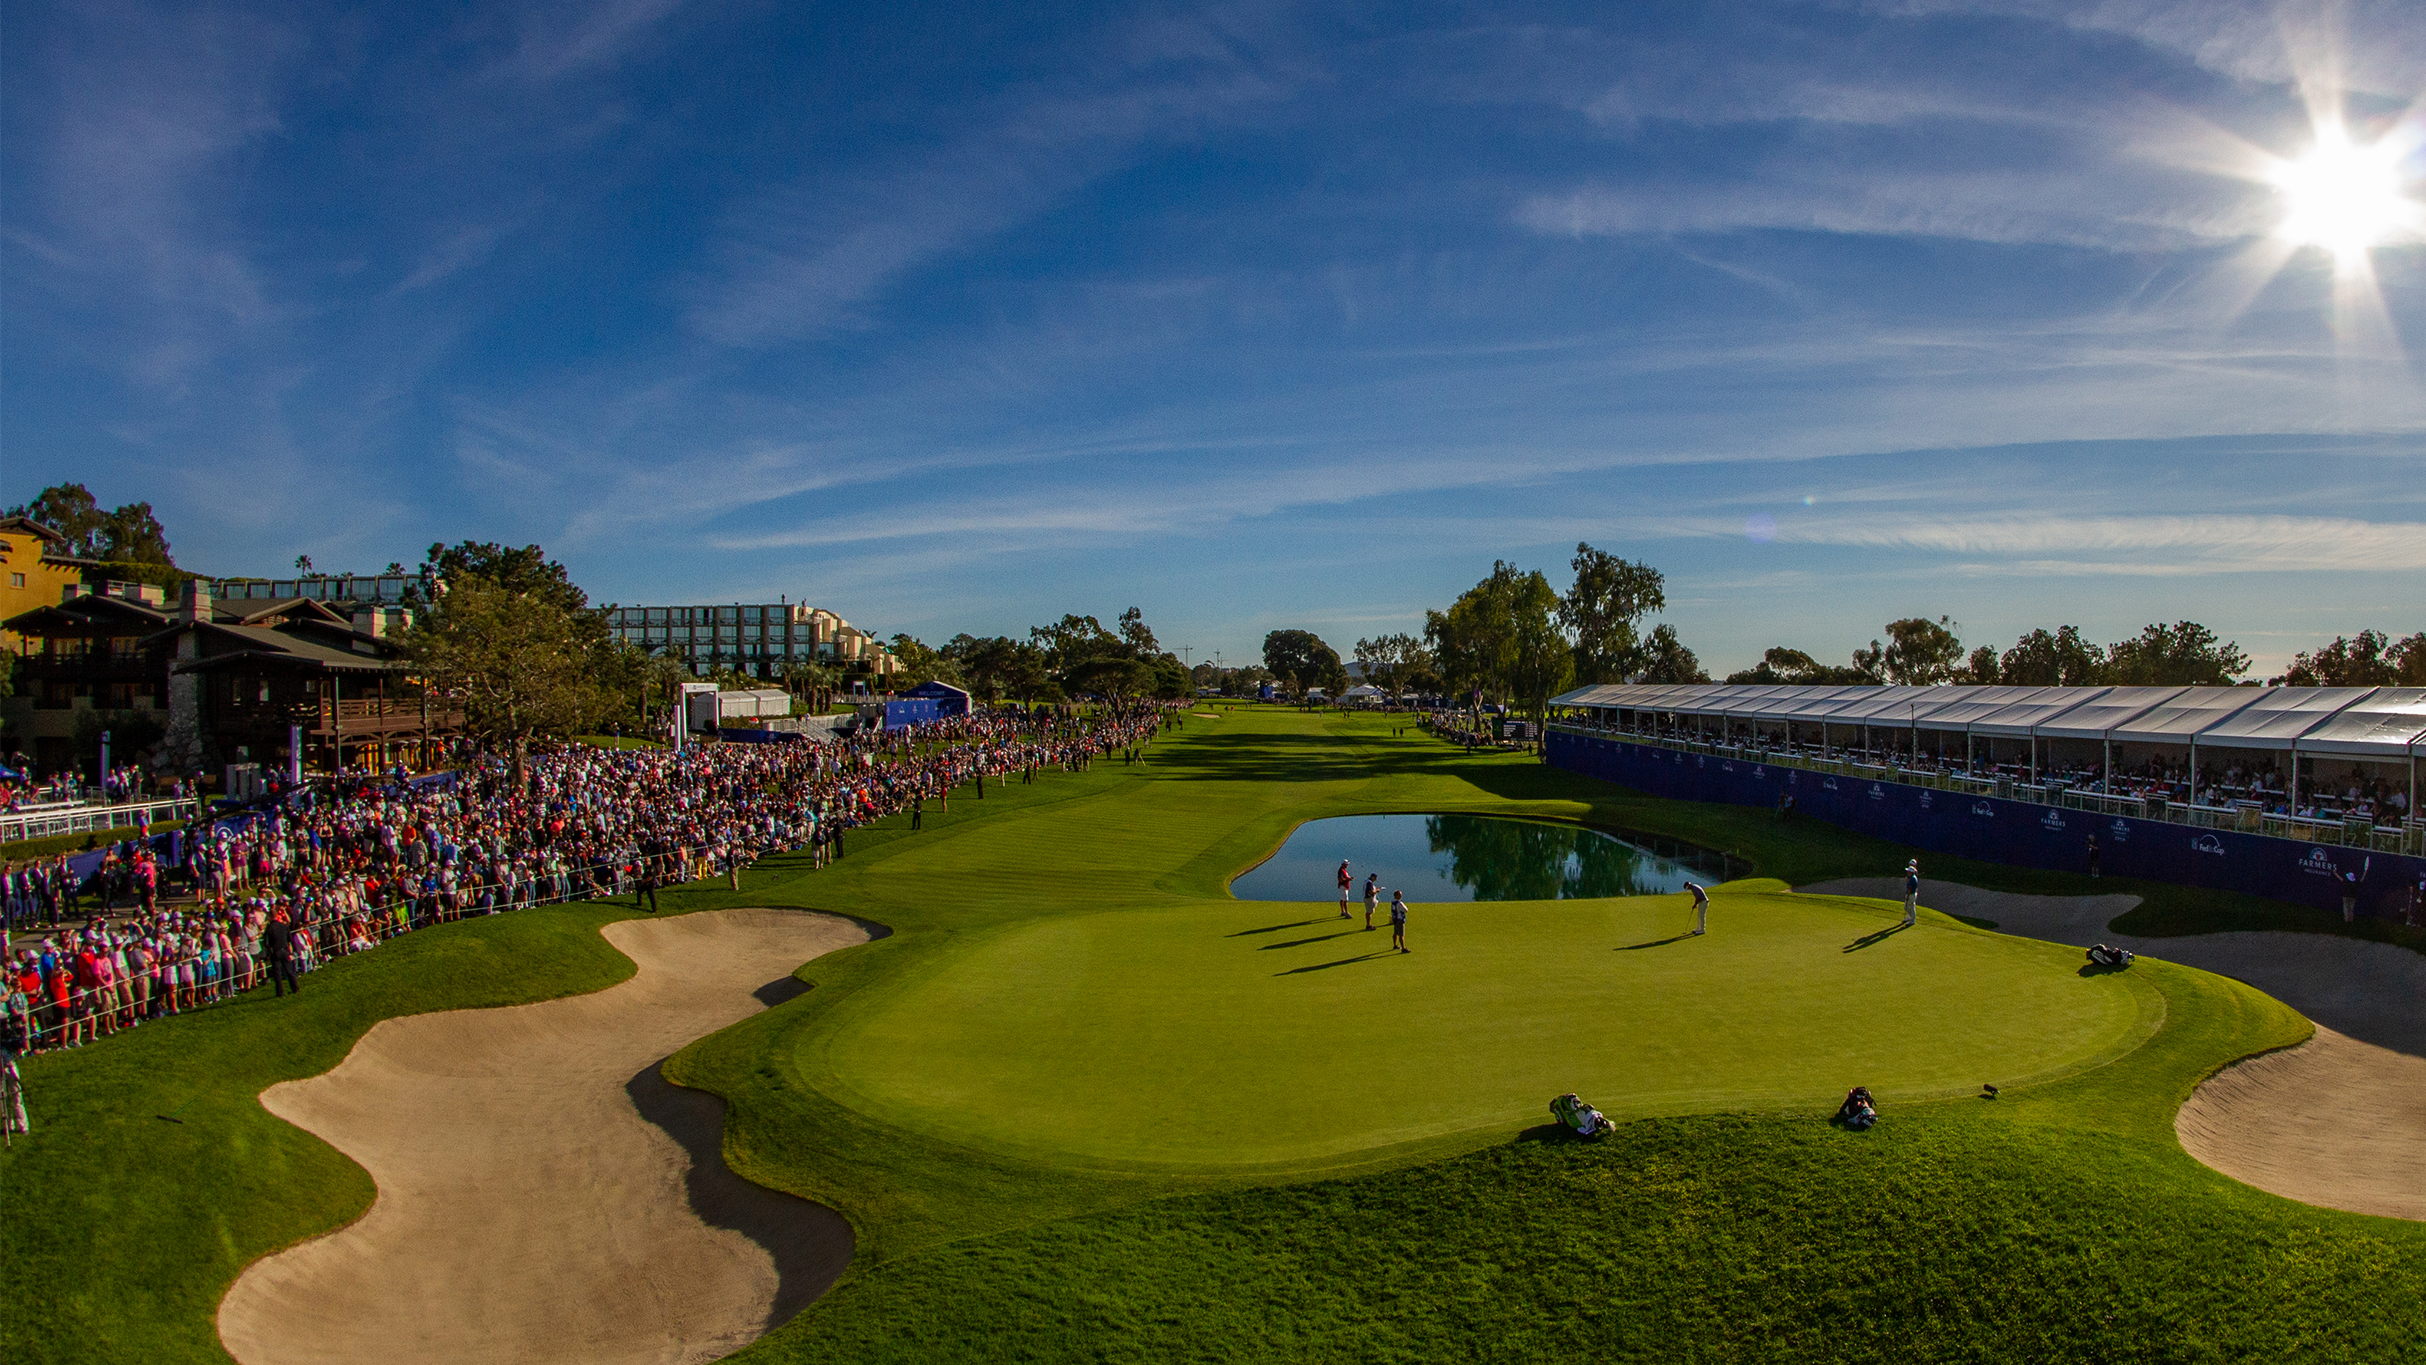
6;709;2419;1365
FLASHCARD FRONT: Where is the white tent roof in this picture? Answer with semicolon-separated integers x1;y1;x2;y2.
1730;684;1880;719
1341;684;1385;698
1670;684;1791;715
2030;686;2193;740
2293;687;2426;758
1966;688;2113;738
1816;686;1962;727
1901;685;2071;731
2192;687;2379;750
2107;687;2267;745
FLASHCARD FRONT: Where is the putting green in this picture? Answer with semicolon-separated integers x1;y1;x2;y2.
807;885;2162;1168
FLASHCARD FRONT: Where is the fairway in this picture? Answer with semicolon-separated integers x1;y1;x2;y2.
809;883;2159;1168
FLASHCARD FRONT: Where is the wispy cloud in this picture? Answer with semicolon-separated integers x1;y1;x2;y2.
1679;511;2426;573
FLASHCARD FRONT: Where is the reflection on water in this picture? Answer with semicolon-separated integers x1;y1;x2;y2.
1230;812;1730;903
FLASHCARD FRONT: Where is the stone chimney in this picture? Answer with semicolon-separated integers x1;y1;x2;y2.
160;578;213;774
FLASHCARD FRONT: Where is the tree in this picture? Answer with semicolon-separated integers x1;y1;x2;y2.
946;635;1023;702
8;482;175;563
1354;632;1436;700
2275;629;2426;686
1634;624;1708;684
1149;655;1192;701
2000;626;2106;687
1859;616;1964;686
887;634;964;687
1559;544;1666;686
1960;645;2001;685
12;484;104;549
406;575;602;786
1117;607;1159;656
1426;561;1571;717
1725;646;1871;685
2103;621;2251;686
1263;629;1343;697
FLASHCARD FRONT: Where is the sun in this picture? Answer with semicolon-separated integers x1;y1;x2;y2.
2269;125;2416;260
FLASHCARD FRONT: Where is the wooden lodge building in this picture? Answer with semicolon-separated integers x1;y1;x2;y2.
3;579;462;781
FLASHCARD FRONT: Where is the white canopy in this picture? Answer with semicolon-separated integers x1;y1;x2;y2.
2190;687;2378;750
2293;688;2426;758
2030;686;2192;740
2108;688;2266;745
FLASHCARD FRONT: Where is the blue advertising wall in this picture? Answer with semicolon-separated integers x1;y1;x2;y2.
881;697;940;729
1549;731;2426;921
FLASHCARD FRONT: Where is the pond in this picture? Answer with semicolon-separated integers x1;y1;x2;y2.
1229;813;1734;903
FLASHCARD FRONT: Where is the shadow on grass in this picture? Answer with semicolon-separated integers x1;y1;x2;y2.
1275;951;1395;976
1618;935;1693;951
1227;919;1324;937
1843;924;1910;953
1260;932;1359;951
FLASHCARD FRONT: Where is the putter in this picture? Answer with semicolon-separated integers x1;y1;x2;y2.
157;1096;198;1124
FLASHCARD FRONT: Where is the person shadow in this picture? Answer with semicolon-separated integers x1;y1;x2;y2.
1843;924;1910;953
1617;934;1692;950
1275;951;1394;976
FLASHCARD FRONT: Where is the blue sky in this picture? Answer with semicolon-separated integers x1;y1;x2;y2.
5;0;2421;677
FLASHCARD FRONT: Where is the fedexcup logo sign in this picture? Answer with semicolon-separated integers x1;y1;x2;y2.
2191;833;2226;857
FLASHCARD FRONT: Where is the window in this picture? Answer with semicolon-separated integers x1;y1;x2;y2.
8;572;22;588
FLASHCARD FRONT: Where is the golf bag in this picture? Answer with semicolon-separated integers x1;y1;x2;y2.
1550;1092;1612;1139
2086;943;2136;969
1835;1085;1878;1130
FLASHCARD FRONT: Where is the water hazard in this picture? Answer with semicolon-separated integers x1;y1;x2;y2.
1230;813;1732;903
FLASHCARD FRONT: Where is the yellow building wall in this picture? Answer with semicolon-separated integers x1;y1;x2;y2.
0;531;85;653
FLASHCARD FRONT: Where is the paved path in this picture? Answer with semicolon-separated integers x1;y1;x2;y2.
219;908;870;1365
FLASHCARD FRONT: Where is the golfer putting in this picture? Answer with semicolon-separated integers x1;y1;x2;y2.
1686;881;1709;935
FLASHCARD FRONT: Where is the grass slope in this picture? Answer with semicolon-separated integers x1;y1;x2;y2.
5;707;2420;1364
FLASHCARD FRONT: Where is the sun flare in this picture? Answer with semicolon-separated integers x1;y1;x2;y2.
2270;126;2416;260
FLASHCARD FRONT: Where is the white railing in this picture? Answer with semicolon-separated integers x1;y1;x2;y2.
1;798;203;846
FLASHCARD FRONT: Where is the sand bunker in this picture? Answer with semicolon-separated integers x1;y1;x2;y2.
2176;1027;2426;1222
218;908;871;1365
1801;878;2426;1222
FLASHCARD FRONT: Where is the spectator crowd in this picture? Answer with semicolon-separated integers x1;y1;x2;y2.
3;704;1174;1056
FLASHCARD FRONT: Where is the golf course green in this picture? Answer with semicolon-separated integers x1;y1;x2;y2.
7;705;2423;1365
809;891;2158;1167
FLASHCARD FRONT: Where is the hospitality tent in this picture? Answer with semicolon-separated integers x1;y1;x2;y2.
2293;688;2426;826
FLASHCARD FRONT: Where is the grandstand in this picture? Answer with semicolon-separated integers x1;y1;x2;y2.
1546;683;2426;914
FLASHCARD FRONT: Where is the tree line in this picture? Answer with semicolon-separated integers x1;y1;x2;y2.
885;608;1194;704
